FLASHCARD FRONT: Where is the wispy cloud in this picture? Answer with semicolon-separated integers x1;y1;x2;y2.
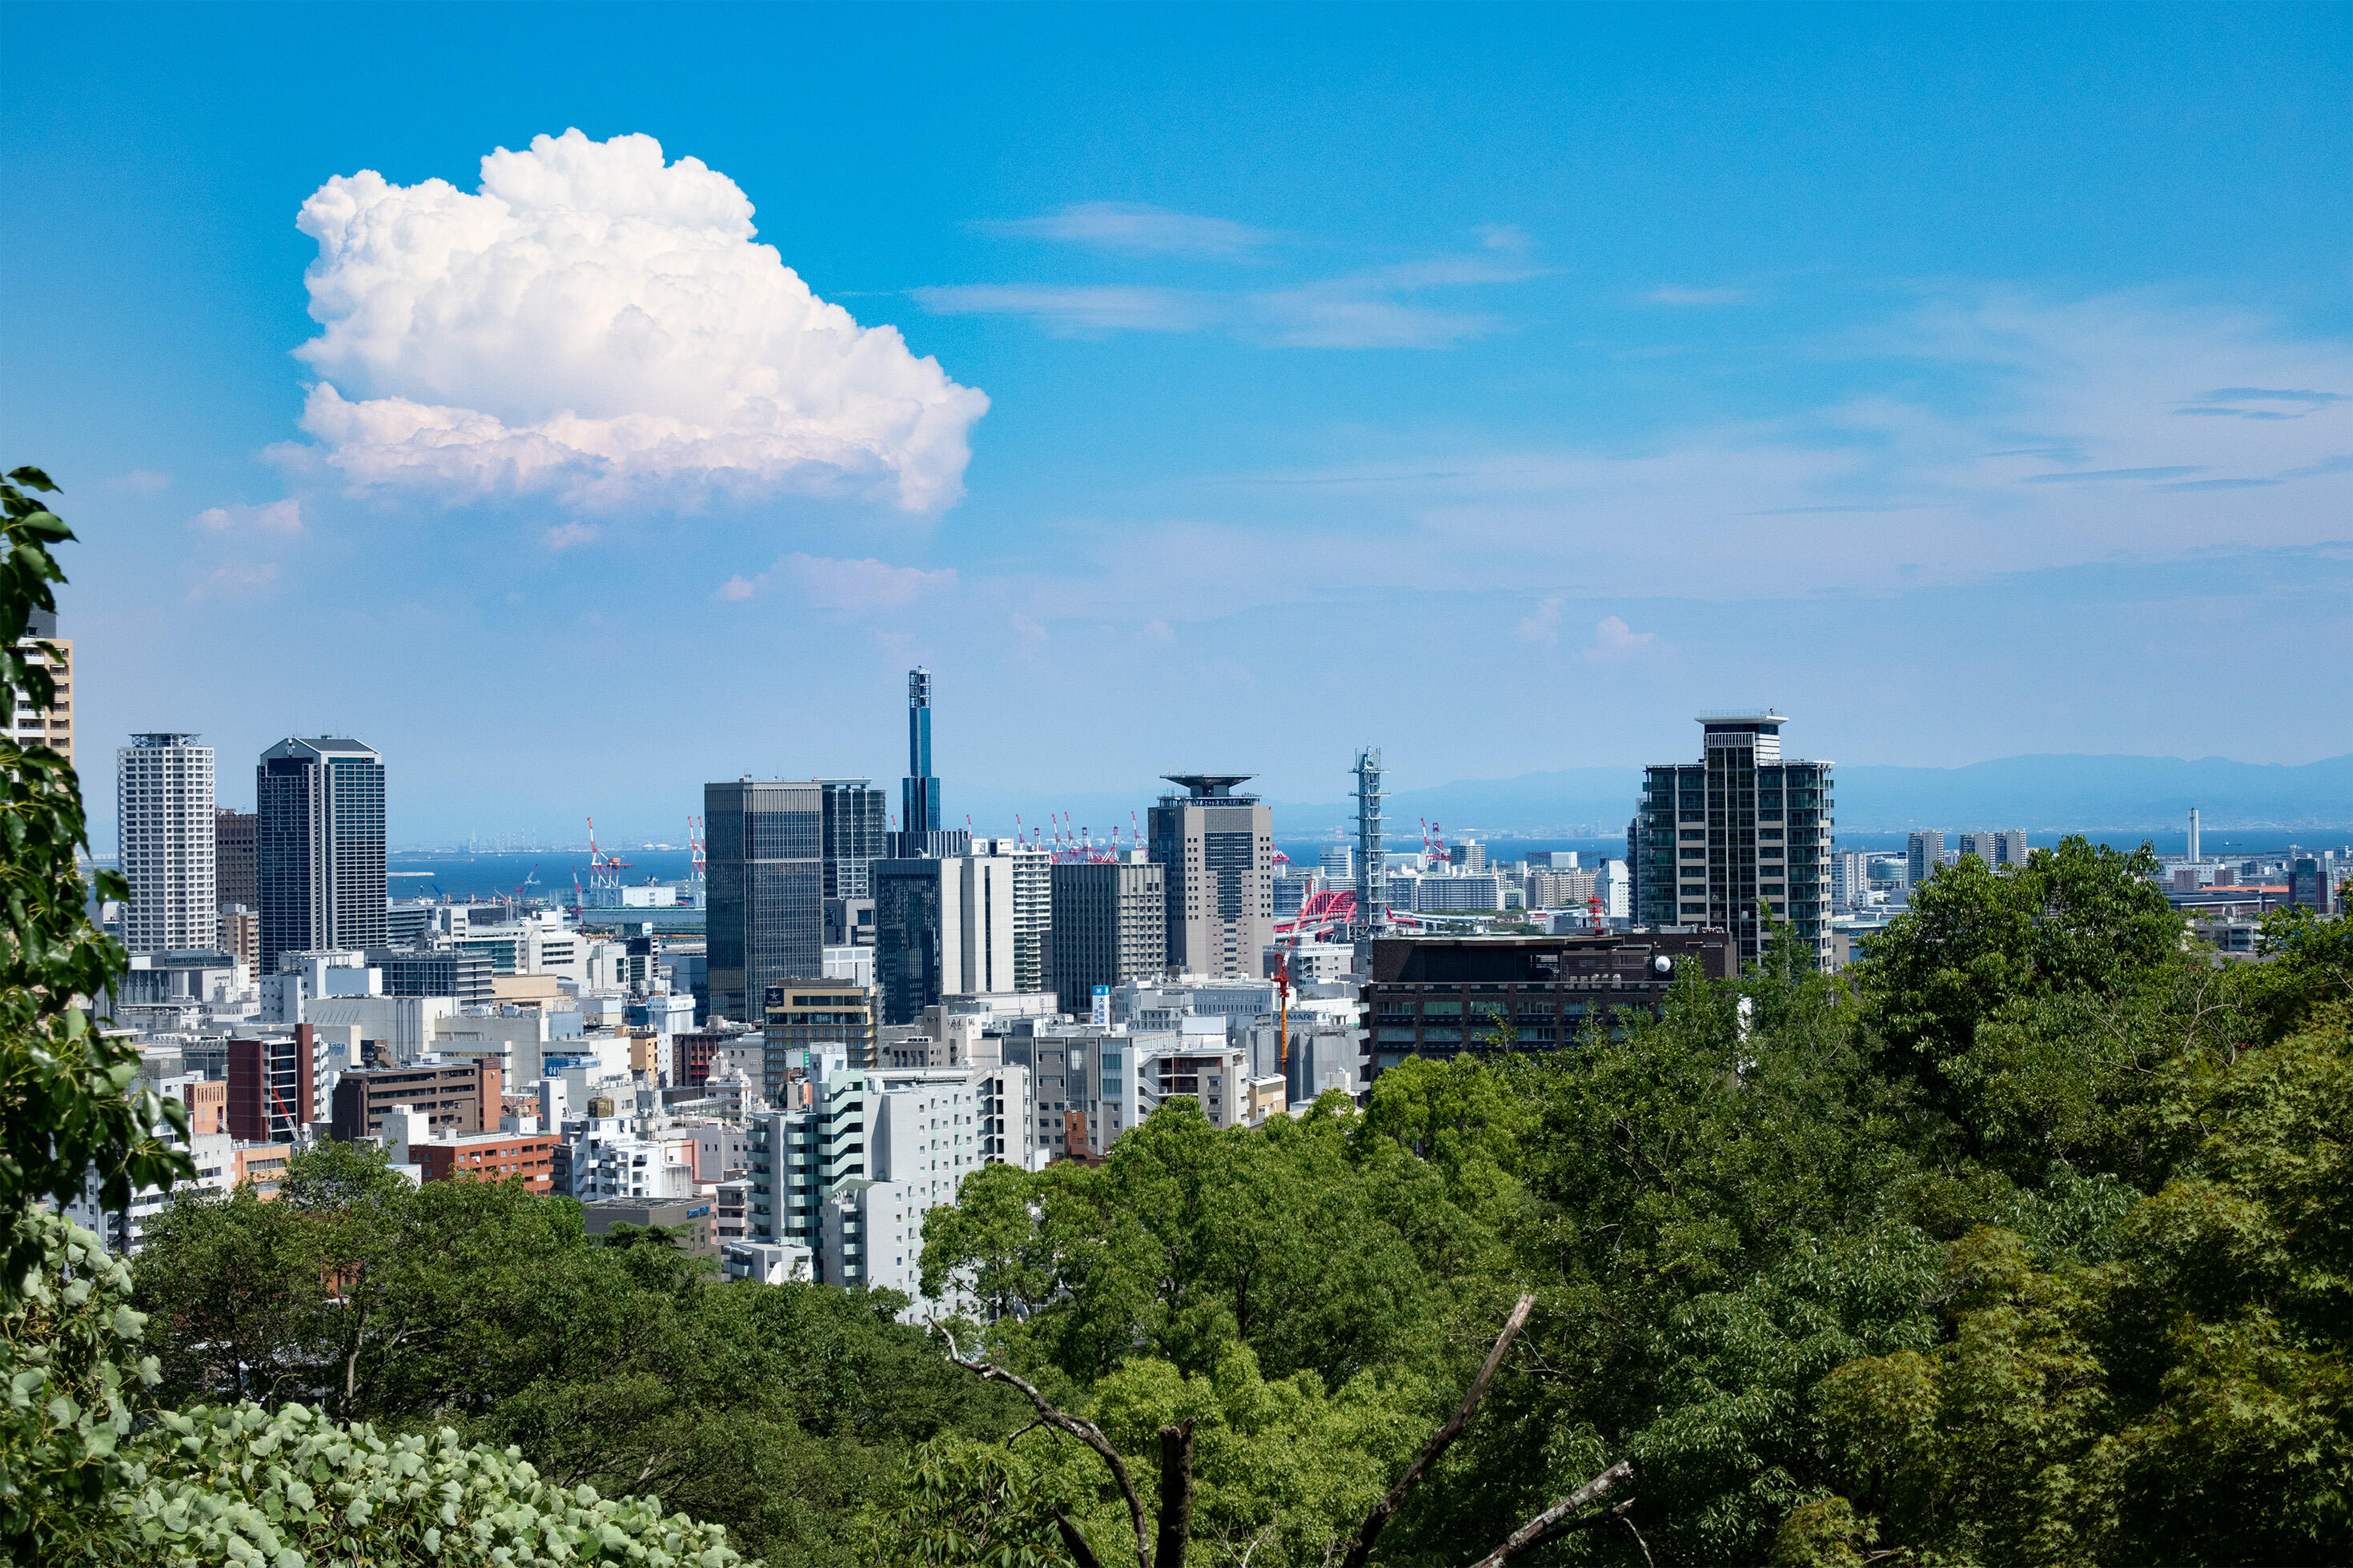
2175;386;2346;420
187;562;279;600
911;285;1215;335
916;235;1540;350
1250;287;1499;349
978;203;1276;258
542;521;599;551
192;498;303;534
788;553;956;612
717;553;958;611
104;470;173;495
2021;466;2202;483
1644;285;1751;306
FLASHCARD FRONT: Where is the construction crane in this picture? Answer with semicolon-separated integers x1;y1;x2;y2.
586;816;632;904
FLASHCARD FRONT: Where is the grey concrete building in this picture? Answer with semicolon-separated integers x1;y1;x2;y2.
1050;852;1166;1013
1147;775;1275;980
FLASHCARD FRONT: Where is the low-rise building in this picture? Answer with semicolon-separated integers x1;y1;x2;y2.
580;1197;717;1256
330;1059;501;1142
1359;932;1737;1081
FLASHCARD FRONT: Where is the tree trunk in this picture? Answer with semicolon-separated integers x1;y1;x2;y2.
1156;1421;1196;1568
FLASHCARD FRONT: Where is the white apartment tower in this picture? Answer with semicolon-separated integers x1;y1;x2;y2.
9;608;73;765
117;733;217;953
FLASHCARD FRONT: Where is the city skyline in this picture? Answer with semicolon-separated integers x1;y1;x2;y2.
8;6;2350;848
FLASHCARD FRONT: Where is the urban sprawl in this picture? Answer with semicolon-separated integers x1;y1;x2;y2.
71;652;2351;1313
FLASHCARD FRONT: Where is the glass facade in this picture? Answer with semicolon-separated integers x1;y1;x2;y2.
255;737;386;975
705;780;826;1022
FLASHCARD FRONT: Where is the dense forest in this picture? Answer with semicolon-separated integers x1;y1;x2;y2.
5;471;2351;1564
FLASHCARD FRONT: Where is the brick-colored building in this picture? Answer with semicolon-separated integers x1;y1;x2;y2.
412;1131;555;1194
234;1143;292;1198
227;1026;315;1144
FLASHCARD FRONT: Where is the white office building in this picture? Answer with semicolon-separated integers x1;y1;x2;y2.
1414;873;1504;913
118;733;217;953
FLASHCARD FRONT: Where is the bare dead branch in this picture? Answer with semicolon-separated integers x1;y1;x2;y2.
1337;1293;1536;1568
1465;1460;1636;1568
1156;1421;1196;1568
936;1321;1154;1568
1619;1506;1655;1568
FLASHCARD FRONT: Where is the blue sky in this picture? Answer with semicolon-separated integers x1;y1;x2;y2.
6;2;2349;845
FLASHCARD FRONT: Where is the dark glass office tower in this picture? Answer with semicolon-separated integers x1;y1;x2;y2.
705;779;825;1022
256;737;386;975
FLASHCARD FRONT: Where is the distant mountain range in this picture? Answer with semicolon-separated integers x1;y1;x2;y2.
958;754;2353;839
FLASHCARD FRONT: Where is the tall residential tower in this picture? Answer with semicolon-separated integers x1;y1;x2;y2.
118;733;216;953
1633;713;1833;972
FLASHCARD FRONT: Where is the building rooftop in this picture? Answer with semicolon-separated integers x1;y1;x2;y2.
1162;774;1256;800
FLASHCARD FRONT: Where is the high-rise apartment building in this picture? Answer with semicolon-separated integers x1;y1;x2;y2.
1050;852;1167;1013
1634;712;1834;971
977;836;1053;993
1148;775;1275;979
1994;830;2028;868
1956;831;1995;864
1831;850;1871;909
256;737;386;976
873;852;1018;1025
705;778;825;1022
117;733;216;953
1906;831;1945;888
215;807;256;911
6;608;73;765
1319;845;1354;881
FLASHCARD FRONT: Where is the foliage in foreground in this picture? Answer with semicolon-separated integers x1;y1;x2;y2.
0;1205;751;1566
0;465;190;1298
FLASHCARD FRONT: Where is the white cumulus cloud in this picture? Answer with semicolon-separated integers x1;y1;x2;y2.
193;499;303;535
289;129;987;514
